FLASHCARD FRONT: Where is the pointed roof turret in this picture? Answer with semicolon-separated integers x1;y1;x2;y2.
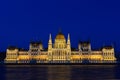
49;33;52;44
67;33;71;44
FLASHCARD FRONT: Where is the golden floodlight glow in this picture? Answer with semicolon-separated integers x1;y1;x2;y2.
5;31;116;63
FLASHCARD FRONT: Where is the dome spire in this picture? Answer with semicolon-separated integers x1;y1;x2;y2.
55;28;65;39
58;27;62;34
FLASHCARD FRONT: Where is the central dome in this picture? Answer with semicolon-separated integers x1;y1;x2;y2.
56;32;65;39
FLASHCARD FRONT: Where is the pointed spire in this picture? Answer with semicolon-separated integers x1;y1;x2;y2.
49;33;51;40
58;28;62;34
49;33;52;44
68;33;70;40
67;33;70;44
67;33;71;50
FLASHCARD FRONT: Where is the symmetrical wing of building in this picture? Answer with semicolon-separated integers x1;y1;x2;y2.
5;31;116;63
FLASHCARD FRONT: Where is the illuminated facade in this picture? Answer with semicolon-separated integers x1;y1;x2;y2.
5;31;116;63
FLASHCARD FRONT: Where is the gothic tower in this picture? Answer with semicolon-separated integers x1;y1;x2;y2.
67;33;71;60
48;34;52;61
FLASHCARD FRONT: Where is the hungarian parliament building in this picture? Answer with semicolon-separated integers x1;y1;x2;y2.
5;31;116;63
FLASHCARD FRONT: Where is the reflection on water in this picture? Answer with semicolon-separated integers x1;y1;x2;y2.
71;65;118;80
0;65;120;80
48;65;70;80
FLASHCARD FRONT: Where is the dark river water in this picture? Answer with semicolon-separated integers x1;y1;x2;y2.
0;65;120;80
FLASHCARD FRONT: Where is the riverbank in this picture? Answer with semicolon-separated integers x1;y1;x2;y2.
1;63;120;65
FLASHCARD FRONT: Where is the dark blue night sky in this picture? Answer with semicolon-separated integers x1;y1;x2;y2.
0;0;120;52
